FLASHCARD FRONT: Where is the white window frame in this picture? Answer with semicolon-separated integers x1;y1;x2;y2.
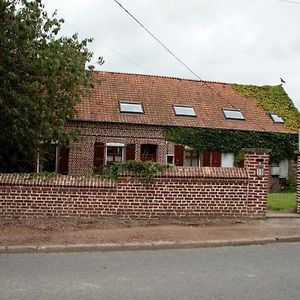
105;143;125;165
270;112;284;123
119;101;144;114
222;108;245;120
36;143;59;173
184;146;200;167
166;154;174;165
173;104;197;117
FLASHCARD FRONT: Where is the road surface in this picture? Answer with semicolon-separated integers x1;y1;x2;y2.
1;243;300;299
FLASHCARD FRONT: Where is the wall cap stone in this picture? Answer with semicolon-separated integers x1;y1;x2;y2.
242;148;271;153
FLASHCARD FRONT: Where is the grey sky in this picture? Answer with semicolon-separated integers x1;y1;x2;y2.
43;0;300;110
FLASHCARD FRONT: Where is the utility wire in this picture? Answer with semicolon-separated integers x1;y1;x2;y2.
64;21;150;73
113;0;202;81
112;0;272;132
112;1;258;114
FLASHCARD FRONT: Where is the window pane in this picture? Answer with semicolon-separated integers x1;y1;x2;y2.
223;109;245;120
270;113;284;123
120;102;143;113
174;105;196;116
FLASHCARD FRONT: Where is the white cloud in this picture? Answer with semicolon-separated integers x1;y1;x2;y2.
43;0;300;110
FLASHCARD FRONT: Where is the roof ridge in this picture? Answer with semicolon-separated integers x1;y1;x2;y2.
96;70;231;85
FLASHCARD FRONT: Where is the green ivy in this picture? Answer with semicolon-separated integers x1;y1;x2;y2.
94;160;169;184
165;127;298;163
231;84;300;131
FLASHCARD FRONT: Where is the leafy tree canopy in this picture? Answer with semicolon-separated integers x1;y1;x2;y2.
0;0;97;172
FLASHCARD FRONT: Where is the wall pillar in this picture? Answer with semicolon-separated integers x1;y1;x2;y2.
243;148;271;218
295;151;300;214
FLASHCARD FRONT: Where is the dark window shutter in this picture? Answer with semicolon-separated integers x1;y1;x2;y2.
94;142;105;169
238;160;245;168
174;145;184;166
126;144;136;161
211;150;221;167
58;146;69;175
202;150;211;167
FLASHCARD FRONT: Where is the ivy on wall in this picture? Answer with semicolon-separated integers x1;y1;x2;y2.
165;127;298;163
231;84;300;131
165;84;300;163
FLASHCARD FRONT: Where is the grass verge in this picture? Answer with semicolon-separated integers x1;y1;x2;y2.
267;193;297;211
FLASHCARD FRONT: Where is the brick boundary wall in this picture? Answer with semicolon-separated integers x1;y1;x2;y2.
296;151;300;214
0;149;270;220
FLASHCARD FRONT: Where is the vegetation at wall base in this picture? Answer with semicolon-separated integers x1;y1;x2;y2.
0;0;97;172
94;160;169;184
165;127;297;163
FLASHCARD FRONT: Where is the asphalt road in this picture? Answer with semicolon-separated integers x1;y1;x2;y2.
1;243;300;300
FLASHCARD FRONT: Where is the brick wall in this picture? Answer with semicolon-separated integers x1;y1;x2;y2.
296;151;300;213
0;150;270;220
67;122;172;175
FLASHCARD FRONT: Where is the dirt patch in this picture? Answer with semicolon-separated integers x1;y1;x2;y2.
1;217;299;246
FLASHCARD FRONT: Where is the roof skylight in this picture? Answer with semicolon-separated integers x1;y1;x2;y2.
223;109;245;120
119;101;144;114
173;105;196;117
270;113;284;123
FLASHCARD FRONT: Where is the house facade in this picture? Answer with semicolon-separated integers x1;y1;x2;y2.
42;71;296;180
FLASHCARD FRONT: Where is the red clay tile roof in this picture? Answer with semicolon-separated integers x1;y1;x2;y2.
75;71;294;133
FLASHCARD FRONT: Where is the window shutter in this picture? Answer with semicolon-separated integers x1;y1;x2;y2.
211;150;221;167
174;145;184;166
94;142;105;169
202;150;211;167
238;160;245;168
58;146;69;175
126;144;136;161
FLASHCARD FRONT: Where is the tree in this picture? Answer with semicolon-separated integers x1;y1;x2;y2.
0;0;96;172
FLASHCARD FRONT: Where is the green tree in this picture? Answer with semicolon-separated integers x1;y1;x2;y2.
0;0;96;172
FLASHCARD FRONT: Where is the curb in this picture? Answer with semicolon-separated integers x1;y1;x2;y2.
1;236;300;254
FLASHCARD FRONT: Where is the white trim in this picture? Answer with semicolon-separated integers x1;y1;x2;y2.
166;154;174;165
106;142;125;147
105;144;125;165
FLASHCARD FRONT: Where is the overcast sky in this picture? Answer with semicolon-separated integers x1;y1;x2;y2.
43;0;300;110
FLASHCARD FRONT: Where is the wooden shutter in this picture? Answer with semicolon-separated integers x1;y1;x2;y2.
94;142;105;169
58;146;69;175
211;150;221;167
238;160;245;168
126;144;136;161
202;150;211;167
174;145;184;166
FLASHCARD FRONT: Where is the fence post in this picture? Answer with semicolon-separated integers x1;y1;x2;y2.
243;148;271;218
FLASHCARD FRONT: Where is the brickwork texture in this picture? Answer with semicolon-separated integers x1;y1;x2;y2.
0;150;271;220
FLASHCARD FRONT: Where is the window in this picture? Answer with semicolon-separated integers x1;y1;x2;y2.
173;105;196;117
223;109;245;120
221;153;234;168
38;144;58;173
270;113;284;123
106;143;124;165
141;144;157;162
166;155;174;165
184;148;200;166
119;101;144;113
37;144;69;174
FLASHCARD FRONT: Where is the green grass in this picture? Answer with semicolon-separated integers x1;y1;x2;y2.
267;193;297;211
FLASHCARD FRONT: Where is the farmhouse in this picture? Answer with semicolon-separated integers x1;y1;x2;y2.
41;71;298;182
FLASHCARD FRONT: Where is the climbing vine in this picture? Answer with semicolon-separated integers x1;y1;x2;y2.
231;84;300;131
95;160;169;183
165;127;298;163
165;84;299;163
